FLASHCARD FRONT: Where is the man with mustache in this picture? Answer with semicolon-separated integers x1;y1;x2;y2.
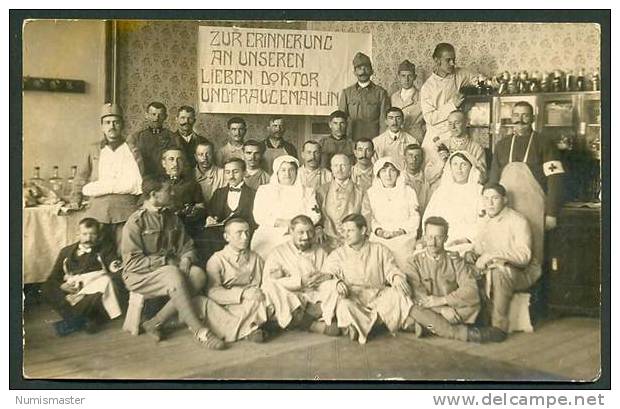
372;107;419;171
316;154;372;251
489;101;565;265
262;216;341;336
298;140;333;190
261;116;298;172
350;138;376;192
160;147;205;238
70;103;143;253
43;217;122;336
319;110;355;169
172;105;208;170
405;216;481;342
338;52;390;142
128;101;177;178
194;140;226;202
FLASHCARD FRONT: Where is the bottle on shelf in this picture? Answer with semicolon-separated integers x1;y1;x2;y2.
62;165;78;201
48;166;64;197
507;72;518;94
576;68;586;91
540;72;551;92
518;71;529;94
591;70;600;91
552;70;564;92
565;70;575;92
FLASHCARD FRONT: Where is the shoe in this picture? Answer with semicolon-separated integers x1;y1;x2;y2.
309;321;341;337
246;328;266;343
467;326;507;343
345;325;358;342
83;318;100;334
53;316;87;337
141;319;163;342
194;328;226;350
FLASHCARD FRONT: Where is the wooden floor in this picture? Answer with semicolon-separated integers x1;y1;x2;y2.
22;305;601;382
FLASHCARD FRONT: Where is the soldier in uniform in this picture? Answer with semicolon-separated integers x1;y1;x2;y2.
121;178;225;350
128;101;177;178
172;105;208;170
298;140;333;190
405;216;481;342
319;110;355;169
338;52;390;142
194;140;226;202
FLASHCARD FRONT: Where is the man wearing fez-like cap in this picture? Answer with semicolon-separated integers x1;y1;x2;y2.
391;59;425;144
69;103;144;253
338;52;390;142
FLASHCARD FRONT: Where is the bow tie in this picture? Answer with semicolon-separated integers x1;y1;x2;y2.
77;246;92;256
229;186;241;192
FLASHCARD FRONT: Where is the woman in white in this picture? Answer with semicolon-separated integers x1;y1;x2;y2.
251;155;321;259
366;157;420;269
423;150;483;253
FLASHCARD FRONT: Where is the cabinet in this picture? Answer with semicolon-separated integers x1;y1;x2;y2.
463;91;601;203
547;206;601;317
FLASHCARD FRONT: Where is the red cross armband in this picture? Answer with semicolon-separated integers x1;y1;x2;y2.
543;160;565;177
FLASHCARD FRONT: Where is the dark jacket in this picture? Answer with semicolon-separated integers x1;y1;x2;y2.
207;183;257;230
46;242;118;286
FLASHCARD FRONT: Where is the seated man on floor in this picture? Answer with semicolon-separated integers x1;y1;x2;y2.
323;213;414;345
202;218;269;343
261;215;341;336
405;216;480;342
464;183;541;343
204;157;256;259
159;147;205;238
121;178;225;350
43;217;123;336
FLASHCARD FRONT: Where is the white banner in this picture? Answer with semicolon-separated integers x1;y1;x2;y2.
197;26;372;116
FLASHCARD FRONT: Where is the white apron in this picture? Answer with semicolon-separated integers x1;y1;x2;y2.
499;133;545;265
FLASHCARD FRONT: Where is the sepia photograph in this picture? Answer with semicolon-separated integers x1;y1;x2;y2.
14;11;607;383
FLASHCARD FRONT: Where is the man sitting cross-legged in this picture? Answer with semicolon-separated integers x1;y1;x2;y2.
404;216;481;342
200;218;270;343
323;213;414;344
261;215;341;336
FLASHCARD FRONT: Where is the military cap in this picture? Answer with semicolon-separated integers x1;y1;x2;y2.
352;52;372;68
398;59;416;73
101;103;123;119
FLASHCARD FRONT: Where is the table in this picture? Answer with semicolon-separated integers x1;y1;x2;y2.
23;205;84;284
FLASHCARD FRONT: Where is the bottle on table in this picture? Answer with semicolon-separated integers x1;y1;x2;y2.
62;165;78;201
29;166;44;186
48;166;64;197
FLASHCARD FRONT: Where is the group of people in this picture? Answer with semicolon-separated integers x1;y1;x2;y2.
42;41;565;351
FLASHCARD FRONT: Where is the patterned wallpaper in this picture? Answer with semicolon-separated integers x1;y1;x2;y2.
117;20;600;147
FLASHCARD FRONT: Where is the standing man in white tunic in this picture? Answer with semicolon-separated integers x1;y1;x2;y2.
420;43;475;171
70;103;144;252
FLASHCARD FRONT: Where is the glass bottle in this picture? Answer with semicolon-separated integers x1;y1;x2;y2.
540;72;550;92
591;71;600;91
29;166;44;186
576;68;586;91
48;166;64;197
62;165;78;200
565;70;574;92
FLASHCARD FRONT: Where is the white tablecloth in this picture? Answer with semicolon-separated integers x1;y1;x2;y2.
23;206;83;284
